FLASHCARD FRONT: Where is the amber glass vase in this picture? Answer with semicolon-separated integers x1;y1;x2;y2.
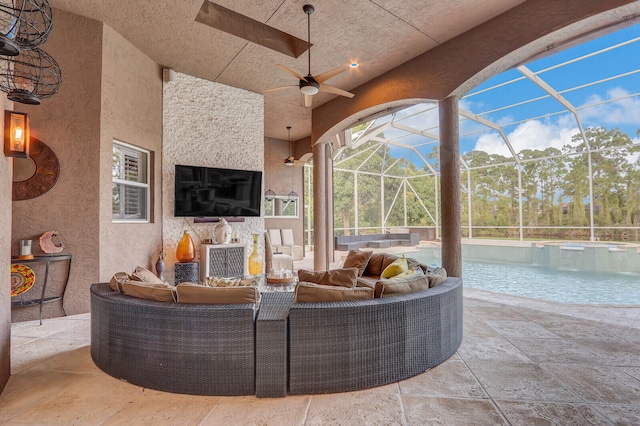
248;233;263;276
176;230;195;262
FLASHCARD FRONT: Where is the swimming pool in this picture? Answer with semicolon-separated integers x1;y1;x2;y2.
408;250;640;305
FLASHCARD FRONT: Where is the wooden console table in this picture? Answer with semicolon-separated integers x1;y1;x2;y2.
11;254;72;325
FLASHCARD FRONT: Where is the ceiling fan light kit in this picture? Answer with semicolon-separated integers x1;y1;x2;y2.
300;78;319;95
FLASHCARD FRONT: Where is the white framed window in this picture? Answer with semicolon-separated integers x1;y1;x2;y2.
112;140;150;222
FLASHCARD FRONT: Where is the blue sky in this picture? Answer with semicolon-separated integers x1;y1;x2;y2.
364;22;640;167
460;22;640;157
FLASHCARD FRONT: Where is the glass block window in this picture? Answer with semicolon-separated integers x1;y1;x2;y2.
112;140;150;222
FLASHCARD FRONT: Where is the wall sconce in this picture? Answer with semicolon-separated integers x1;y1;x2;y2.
4;110;29;158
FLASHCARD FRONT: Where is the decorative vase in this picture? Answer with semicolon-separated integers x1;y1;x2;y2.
176;230;195;262
248;233;263;276
214;218;232;244
155;249;165;281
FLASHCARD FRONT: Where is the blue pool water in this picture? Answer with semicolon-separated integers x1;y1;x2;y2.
409;252;640;305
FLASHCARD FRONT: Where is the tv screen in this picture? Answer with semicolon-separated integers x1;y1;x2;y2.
174;165;262;217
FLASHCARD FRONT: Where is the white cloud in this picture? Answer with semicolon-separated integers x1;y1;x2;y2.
473;117;580;157
579;87;640;125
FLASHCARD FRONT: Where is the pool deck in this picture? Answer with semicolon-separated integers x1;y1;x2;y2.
3;285;639;424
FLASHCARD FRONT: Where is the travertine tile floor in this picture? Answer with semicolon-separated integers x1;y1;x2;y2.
2;290;640;425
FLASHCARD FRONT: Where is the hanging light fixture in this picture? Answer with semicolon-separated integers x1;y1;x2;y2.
0;0;59;104
0;46;61;104
0;0;54;56
264;135;275;201
287;126;298;199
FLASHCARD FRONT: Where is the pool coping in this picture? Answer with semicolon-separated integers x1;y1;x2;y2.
464;287;640;330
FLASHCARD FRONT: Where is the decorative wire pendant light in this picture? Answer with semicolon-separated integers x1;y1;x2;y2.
0;46;61;105
264;135;275;201
0;0;53;56
287;126;298;199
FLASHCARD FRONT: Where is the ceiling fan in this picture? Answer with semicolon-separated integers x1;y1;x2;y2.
265;4;355;108
283;126;303;167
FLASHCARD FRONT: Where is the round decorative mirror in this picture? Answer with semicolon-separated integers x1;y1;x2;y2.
12;137;59;201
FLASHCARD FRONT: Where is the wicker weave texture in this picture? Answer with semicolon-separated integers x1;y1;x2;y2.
255;292;295;397
90;283;256;396
288;278;463;394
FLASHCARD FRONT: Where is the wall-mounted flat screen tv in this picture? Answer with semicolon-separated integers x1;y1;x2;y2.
174;165;262;217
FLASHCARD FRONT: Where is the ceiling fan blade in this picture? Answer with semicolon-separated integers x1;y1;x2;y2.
263;85;298;93
319;83;355;98
276;64;307;82
315;67;346;83
304;94;313;108
195;1;309;58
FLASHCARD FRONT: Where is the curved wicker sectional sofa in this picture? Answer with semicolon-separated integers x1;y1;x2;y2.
288;277;463;394
90;277;463;396
90;283;256;396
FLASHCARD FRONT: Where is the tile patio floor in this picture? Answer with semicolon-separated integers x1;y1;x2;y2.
2;288;640;425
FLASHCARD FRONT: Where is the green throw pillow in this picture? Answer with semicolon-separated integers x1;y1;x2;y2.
381;255;408;278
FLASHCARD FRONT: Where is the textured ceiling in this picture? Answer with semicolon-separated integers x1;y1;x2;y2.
48;0;526;141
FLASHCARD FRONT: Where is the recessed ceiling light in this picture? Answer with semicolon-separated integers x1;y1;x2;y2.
350;62;358;68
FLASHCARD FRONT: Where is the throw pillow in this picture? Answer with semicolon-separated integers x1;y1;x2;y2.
406;258;427;273
364;253;385;277
294;282;374;303
343;250;373;276
176;282;260;305
109;271;130;292
381;255;408;279
374;274;430;298
427;267;448;287
131;266;164;284
204;276;256;287
121;281;176;302
297;268;358;288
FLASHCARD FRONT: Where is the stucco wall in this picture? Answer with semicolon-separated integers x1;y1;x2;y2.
162;72;264;284
1;97;13;393
99;25;163;280
11;10;103;321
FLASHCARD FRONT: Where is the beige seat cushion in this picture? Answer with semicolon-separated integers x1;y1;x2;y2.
343;250;373;277
356;275;378;289
121;281;176;302
297;268;358;288
374;274;430;298
295;282;374;303
176;282;260;305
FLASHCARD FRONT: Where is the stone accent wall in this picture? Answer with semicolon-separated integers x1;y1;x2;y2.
162;72;264;284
